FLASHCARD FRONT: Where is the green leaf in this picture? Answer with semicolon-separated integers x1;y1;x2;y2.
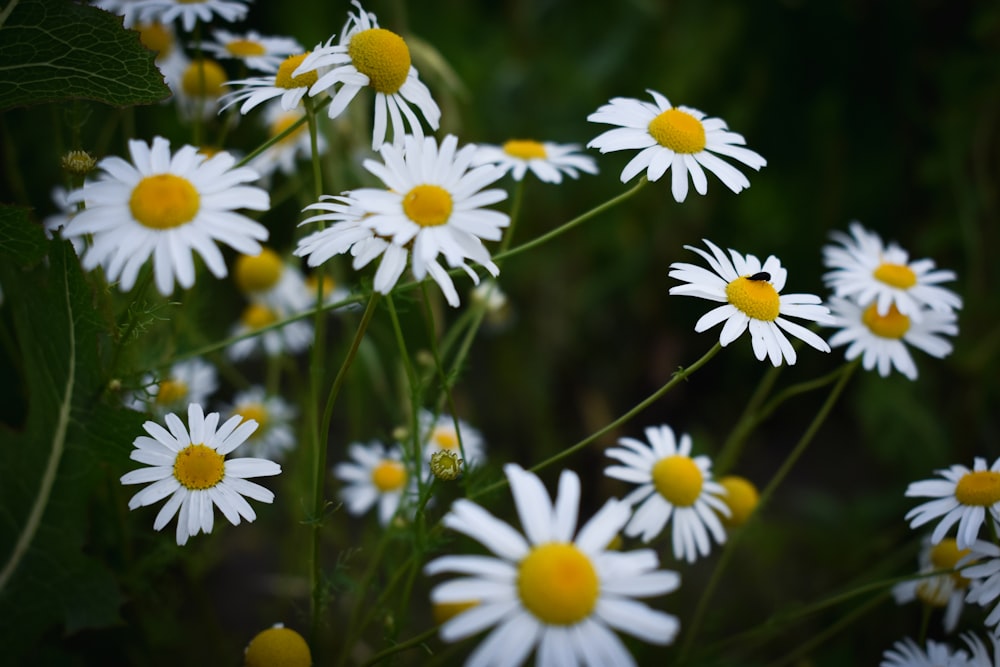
0;205;47;266
0;0;170;111
0;217;146;660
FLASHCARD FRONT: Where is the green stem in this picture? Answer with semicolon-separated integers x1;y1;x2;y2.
359;627;438;667
679;359;859;661
499;178;525;253
714;364;781;474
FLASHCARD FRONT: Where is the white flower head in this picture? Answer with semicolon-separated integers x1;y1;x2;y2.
605;424;729;563
120;403;281;546
587;89;766;202
224;386;298;462
892;536;973;634
471;140;598;184
291;0;441;150
668;239;831;366
201;29;303;73
825;296;958;381
175;58;229;121
133;0;250;33
226;301;313;361
823;222;962;322
134;20;190;95
334;441;416;526
63;136;269;296
905;457;1000;549
425;464;681;667
127;357;219;415
232;246;312;314
220;51;322;115
418;409;485;466
961;540;1000;636
880;637;970;667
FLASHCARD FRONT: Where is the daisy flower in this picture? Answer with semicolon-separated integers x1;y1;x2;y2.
418;409;485;466
128;357;218;415
176;58;229;120
587;89;766;203
297;134;509;307
823;222;963;321
892;536;973;634
120;403;281;546
425;464;680;666
226;301;313;361
220;51;320;115
604;424;729;563
135;21;190;95
668;239;831;366
43;186;86;255
334;441;416;526
962;632;1000;666
291;0;441;150
471;140;598;184
824;296;958;381
905;457;1000;549
716;475;759;529
63;136;268;296
201;29;302;73
133;0;250;33
233;246;312;314
250;103;325;180
225;386;298;462
961;541;1000;635
880;637;970;667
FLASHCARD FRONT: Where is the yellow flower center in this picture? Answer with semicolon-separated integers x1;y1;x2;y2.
652;455;704;507
371;460;407;492
502;140;547;160
181;59;227;97
718;475;759;527
873;262;917;289
241;303;278;329
226;38;267;57
432;428;459;451
402;184;453;227
235;248;284;293
274;53;316;90
173;443;225;490
269;111;305;145
929;537;972;588
518;543;599;625
155;379;188;406
861;303;910;339
129;174;200;230
244;626;312;667
137;22;173;56
237;403;269;435
432;600;478;626
347;28;411;94
955;470;1000;506
725;275;781;322
306;274;337;299
648;108;706;154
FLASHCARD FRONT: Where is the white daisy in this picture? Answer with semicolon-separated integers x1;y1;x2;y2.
604;424;729;563
250;103;325;180
418;409;485;466
823;222;963;322
471;140;598;184
176;58;229;121
120;402;281;546
42;186;86;255
880;637;970;667
961;541;1000;635
135;21;190;96
905;457;1000;549
224;386;297;462
962;632;1000;666
63;136;269;296
233;246;311;314
425;464;680;666
825;296;958;381
128;357;218;415
668;239;831;366
133;0;250;33
297;134;509;307
587;89;767;202
334;441;415;526
226;301;313;361
220;52;320;115
892;536;973;634
200;29;302;73
291;0;441;150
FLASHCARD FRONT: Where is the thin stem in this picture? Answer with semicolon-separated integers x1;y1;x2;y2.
360;627;438;667
679;359;859;661
714;364;782;474
499;178;525;253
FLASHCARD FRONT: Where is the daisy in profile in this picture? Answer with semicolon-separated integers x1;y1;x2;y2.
291;0;441;150
201;29;303;73
297;134;509;307
226;301;313;361
905;457;1000;549
471;140;598;184
225;387;298;462
425;464;680;666
334;441;416;526
880;637;969;667
134;0;249;33
824;296;958;380
128;357;218;415
961;541;1000;635
120;403;281;546
418;409;485;466
823;222;962;321
220;51;320;115
668;239;831;366
63;136;269;296
233;246;311;313
587;89;766;203
892;536;973;634
251;103;326;180
604;424;729;563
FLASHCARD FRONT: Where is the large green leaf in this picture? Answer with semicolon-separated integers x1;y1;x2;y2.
0;207;146;659
0;0;170;111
